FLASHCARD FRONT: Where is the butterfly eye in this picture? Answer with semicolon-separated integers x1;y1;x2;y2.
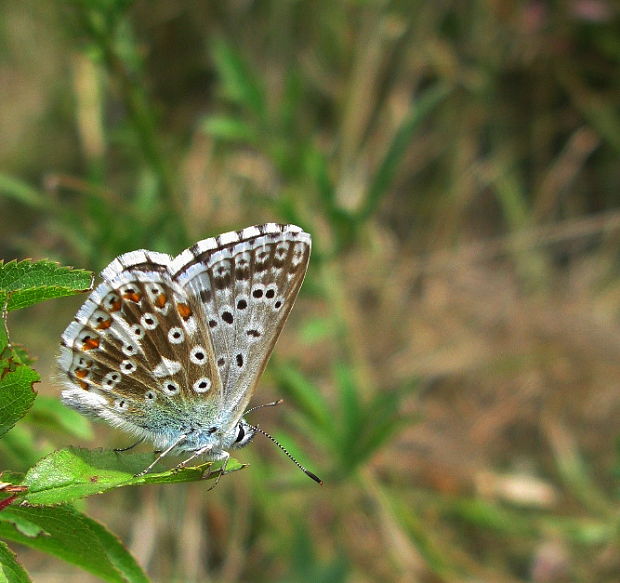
232;423;255;448
234;424;245;443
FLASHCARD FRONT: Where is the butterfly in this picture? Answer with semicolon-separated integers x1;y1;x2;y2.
58;223;321;483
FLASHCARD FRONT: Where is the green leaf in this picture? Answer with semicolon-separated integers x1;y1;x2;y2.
0;260;93;312
335;362;361;445
0;540;32;583
25;396;93;440
22;447;245;505
273;362;331;432
0;504;148;583
201;115;257;142
298;317;336;344
353;383;417;467
0;425;46;470
0;172;47;210
5;345;34;367
359;83;450;222
0;366;38;439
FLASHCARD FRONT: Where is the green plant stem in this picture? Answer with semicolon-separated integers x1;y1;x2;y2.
75;7;187;243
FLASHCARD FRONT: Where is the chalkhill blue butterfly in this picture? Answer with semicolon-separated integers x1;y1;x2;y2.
58;223;321;483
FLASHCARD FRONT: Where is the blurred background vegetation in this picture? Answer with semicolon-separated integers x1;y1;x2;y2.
1;0;620;581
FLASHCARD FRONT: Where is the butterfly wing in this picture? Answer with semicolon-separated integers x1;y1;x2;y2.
58;250;224;449
170;223;311;430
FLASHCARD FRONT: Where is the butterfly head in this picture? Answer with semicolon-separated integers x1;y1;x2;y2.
230;419;256;449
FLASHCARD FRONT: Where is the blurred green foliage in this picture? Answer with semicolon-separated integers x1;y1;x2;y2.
0;0;619;581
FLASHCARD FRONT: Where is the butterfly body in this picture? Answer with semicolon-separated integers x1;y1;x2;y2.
58;224;310;464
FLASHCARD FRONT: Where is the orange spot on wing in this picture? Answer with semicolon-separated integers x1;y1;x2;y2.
109;300;122;312
78;380;89;390
123;292;142;303
83;338;100;350
96;318;112;330
177;303;192;320
155;294;168;308
75;368;88;378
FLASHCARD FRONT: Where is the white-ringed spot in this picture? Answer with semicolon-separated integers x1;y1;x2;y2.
103;371;121;388
80;332;100;351
192;377;212;393
120;285;142;303
131;324;145;338
190;346;207;365
122;342;136;356
103;292;121;312
120;359;137;374
91;310;112;330
162;380;180;395
168;327;185;344
140;313;158;330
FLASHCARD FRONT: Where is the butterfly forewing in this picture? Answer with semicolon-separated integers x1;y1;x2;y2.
171;223;311;423
58;223;311;454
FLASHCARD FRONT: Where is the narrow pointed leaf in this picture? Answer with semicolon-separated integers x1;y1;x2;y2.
273;362;331;431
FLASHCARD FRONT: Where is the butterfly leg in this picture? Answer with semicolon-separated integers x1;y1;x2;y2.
175;443;216;469
114;437;145;453
135;433;188;477
205;451;230;491
175;447;230;489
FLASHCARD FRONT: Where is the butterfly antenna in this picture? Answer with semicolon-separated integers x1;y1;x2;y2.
244;399;284;415
243;422;323;485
